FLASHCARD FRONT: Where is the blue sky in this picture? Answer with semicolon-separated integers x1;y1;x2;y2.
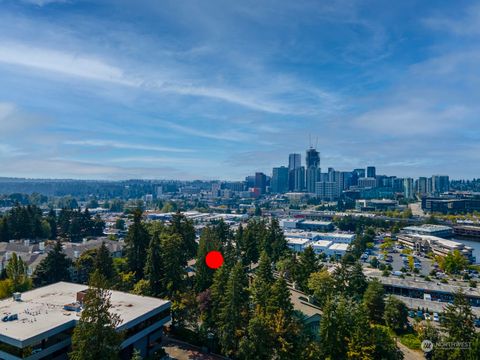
0;0;479;180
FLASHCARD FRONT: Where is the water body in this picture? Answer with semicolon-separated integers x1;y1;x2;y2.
453;238;480;264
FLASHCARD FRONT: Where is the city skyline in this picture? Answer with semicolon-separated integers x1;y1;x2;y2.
1;0;480;180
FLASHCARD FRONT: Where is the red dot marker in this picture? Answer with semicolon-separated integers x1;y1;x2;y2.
206;251;224;269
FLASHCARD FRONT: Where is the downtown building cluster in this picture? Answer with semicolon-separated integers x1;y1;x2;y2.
263;147;451;201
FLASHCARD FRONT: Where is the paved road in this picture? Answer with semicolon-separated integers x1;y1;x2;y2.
397;341;425;360
162;337;226;360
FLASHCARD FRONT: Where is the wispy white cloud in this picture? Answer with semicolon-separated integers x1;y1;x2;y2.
20;0;68;6
423;4;480;36
63;139;194;153
0;42;136;86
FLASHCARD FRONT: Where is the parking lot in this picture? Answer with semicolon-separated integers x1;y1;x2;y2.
361;242;434;277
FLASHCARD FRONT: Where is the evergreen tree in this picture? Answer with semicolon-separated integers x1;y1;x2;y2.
32;240;72;287
94;242;116;284
169;212;197;263
207;264;230;330
238;310;274;360
251;251;274;309
242;222;260;266
124;209;150;280
70;271;123;360
268;276;293;318
363;279;385;324
219;262;249;357
268;218;288;263
161;233;185;298
6;252;29;292
347;262;368;300
75;249;97;284
144;231;164;297
295;246;319;292
384;296;408;333
195;226;221;292
319;296;357;359
47;208;58;239
442;290;475;344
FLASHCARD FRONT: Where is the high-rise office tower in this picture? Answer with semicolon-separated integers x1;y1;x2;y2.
271;166;289;194
306;148;320;168
366;166;376;178
353;168;366;178
288;153;302;191
293;167;305;192
305;147;320;193
255;172;267;194
403;178;414;199
288;153;301;171
432;175;449;195
417;177;427;195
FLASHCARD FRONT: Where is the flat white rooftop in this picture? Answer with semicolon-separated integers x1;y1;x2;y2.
328;243;349;251
311;240;333;248
0;282;170;348
286;237;311;245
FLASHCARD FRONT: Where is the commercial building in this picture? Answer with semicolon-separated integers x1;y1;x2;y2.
0;282;171;360
288;154;302;191
355;199;399;212
296;220;334;232
286;237;311;252
422;197;480;214
402;224;453;238
397;234;474;262
367;272;480;308
271;167;289;194
416;177;427;196
311;240;333;254
403;178;414;200
358;177;377;189
453;225;480;238
315;181;337;200
254;172;267;194
431;175;450;195
366;166;376;178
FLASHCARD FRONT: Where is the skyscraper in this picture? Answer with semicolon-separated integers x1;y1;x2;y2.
306;147;320;168
431;175;449;195
366;166;376;178
305;147;320;193
293;167;305;192
417;177;427;195
271;166;289;193
288;153;301;171
255;172;267;194
288;153;302;191
403;178;414;199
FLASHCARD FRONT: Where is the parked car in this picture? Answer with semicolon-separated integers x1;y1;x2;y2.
408;310;416;318
424;313;431;321
417;310;423;318
474;318;480;328
433;313;440;322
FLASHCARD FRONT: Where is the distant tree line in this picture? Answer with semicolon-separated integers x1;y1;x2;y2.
0;205;105;242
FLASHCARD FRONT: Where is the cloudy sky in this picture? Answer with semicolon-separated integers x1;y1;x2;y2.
0;0;479;180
